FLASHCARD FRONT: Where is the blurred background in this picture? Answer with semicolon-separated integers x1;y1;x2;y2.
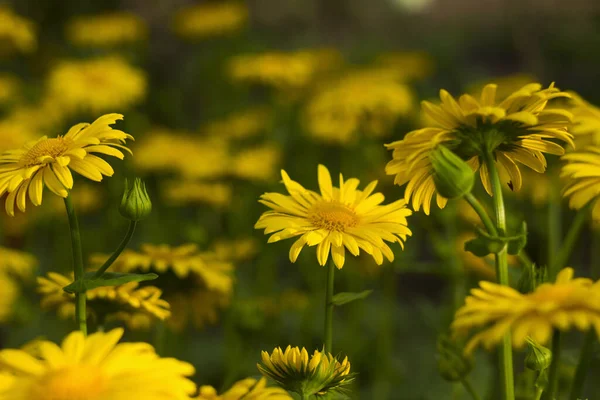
2;0;600;399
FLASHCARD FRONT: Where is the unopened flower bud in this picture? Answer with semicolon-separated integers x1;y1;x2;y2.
430;146;474;199
119;178;152;221
525;337;552;371
436;334;473;382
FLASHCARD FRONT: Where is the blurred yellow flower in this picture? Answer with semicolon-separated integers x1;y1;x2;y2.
3;98;66;137
255;165;412;269
467;74;537;101
168;289;230;331
133;130;230;179
66;12;147;47
0;274;17;323
0;328;196;399
376;51;435;80
211;237;259;261
568;93;600;147
196;377;292;400
202;107;272;140
386;83;573;214
304;68;414;144
37;272;171;329
0;119;36;154
228;49;341;91
0;6;36;55
173;2;248;39
0;246;37;279
258;346;352;397
47;56;146;115
0;114;132;216
451;267;598;354
231;143;281;182
162;180;232;208
561;146;600;220
0;74;19;106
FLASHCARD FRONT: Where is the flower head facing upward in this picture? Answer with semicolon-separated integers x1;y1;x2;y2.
386;83;574;214
0;328;196;400
255;165;412;269
196;377;291;400
258;346;353;397
561;146;600;220
0;113;132;216
451;268;599;354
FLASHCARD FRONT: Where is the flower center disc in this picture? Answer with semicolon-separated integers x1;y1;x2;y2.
20;138;70;166
31;365;106;400
309;202;359;232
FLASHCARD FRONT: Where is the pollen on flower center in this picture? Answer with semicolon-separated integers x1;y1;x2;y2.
309;201;359;232
31;365;106;400
20;137;71;166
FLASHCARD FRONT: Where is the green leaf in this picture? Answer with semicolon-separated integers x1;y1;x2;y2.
331;290;373;306
63;272;158;294
464;235;504;257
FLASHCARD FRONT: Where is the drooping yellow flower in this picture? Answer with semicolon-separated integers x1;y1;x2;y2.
386;83;574;214
228;49;341;92
0;113;132;216
46;56;146;115
0;328;196;399
37;272;171;329
451;268;599;354
0;6;36;55
258;346;353;397
173;2;248;39
303;68;414;144
66;12;147;47
162;180;232;208
255;164;412;269
561;146;600;220
202;108;272;140
230;143;281;182
133;130;230;179
196;377;292;400
0;246;37;279
0;274;18;323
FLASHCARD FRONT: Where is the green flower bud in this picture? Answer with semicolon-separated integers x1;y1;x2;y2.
525;337;552;372
119;178;152;221
436;334;473;382
429;146;475;199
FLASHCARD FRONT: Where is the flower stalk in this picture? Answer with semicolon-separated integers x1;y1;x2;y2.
64;195;87;336
324;260;335;353
551;203;591;280
484;152;515;400
544;331;561;400
93;220;137;279
568;329;595;400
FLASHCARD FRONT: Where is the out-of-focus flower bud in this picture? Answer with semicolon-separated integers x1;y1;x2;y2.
430;145;474;199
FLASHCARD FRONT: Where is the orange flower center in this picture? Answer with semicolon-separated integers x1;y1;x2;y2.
309;201;359;232
30;365;106;400
20;137;71;166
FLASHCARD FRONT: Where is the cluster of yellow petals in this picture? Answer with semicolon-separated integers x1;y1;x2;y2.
561;146;600;220
452;268;600;354
66;12;147;47
0;6;36;54
173;2;248;39
196;377;291;400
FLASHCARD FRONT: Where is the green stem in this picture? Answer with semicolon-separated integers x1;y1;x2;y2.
93;221;137;279
517;252;533;269
324;261;335;353
568;329;595;400
548;180;562;278
461;378;482;400
534;387;544;400
551;204;591;280
64;196;87;336
464;193;498;236
484;153;515;400
544;330;561;400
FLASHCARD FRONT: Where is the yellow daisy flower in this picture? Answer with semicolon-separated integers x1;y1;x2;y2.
66;12;147;48
37;272;171;329
568;93;600;147
451;267;598;354
386;83;574;214
197;377;292;400
0;113;132;216
255;164;412;269
173;1;248;39
0;6;36;55
561;146;600;219
162;180;232;208
304;68;414;144
230;143;281;182
0;328;196;399
0;246;37;279
258;346;353;397
0;274;18;323
46;56;146;115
